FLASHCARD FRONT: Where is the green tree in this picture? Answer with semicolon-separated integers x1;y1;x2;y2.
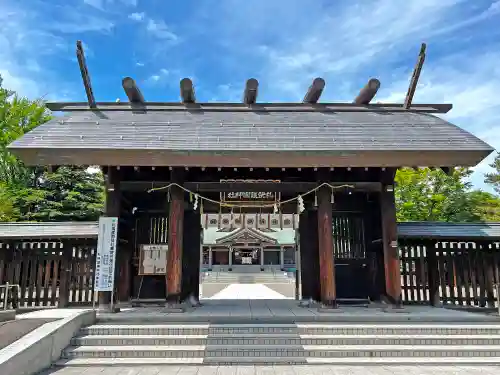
27;166;104;222
0;76;51;187
468;190;500;222
395;167;482;222
485;152;500;195
0;75;105;222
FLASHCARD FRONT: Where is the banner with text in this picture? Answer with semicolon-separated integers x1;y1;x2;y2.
94;216;118;292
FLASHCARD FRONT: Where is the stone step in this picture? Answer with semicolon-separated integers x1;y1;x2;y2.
62;345;205;359
204;344;500;358
55;358;203;366
56;356;500;366
302;344;500;357
208;324;298;334
298;334;500;346
72;333;500;347
71;335;208;346
297;324;500;335
80;324;210;336
64;343;500;359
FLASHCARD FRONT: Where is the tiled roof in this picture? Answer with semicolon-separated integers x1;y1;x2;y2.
1;221;499;241
9;107;492;154
397;222;500;240
0;222;99;239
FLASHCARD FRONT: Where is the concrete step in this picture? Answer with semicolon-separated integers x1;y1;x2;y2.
80;324;209;336
56;358;203;366
203;357;307;365
297;324;500;336
55;356;500;366
209;324;299;334
298;334;500;346
204;344;500;358
71;333;500;347
72;333;304;346
62;345;205;359
71;334;208;346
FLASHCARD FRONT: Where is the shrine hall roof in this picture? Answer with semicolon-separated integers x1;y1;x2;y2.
7;103;493;167
1;221;499;241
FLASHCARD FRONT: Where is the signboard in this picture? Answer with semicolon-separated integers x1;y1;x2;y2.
139;244;168;275
220;179;280;203
94;217;118;292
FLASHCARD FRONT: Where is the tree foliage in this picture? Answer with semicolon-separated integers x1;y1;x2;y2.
0;75;104;222
395;167;500;223
485;152;500;195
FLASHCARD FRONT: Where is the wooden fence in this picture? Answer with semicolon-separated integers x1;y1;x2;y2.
0;239;96;308
400;239;500;307
2;237;500;309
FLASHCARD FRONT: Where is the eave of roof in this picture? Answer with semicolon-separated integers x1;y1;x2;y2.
2;221;499;242
7;105;494;168
0;222;99;240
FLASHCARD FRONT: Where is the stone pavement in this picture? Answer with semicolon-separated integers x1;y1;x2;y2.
37;365;500;374
208;284;291;299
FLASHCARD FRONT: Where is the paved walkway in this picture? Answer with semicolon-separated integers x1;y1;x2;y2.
38;365;500;374
208;284;291;299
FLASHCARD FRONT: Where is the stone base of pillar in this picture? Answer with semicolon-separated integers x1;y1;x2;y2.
317;299;338;311
381;294;404;310
164;293;186;312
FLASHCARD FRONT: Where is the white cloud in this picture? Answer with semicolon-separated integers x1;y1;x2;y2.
146;68;171;85
216;0;497;190
84;0;138;10
146;19;179;41
129;12;145;21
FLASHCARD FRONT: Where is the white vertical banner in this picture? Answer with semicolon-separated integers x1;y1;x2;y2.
94;216;118;292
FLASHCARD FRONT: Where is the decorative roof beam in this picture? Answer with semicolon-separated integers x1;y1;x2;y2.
243;78;259;104
76;40;96;108
122;77;145;103
303;78;325;103
180;78;196;103
353;78;381;105
44;102;453;113
404;43;426;109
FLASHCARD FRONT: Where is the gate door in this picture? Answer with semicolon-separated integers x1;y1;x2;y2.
333;214;369;301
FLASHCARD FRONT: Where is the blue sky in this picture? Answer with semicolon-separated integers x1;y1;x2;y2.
1;0;499;191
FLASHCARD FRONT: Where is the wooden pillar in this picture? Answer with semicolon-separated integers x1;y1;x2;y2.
182;209;201;301
166;170;185;304
117;240;132;302
317;184;337;307
99;167;121;308
425;240;440;306
58;241;73;307
380;183;402;306
299;210;320;301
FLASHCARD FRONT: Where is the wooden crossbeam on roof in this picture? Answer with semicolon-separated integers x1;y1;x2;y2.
45;101;453;113
303;78;325;103
404;43;427;109
180;78;196;103
354;78;381;105
76;41;96;108
122;77;145;103
243;78;259;104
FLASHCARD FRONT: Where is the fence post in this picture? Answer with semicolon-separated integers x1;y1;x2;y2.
58;241;73;307
426;240;440;306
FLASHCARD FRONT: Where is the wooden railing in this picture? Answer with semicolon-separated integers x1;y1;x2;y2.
0;239;96;308
399;239;500;307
